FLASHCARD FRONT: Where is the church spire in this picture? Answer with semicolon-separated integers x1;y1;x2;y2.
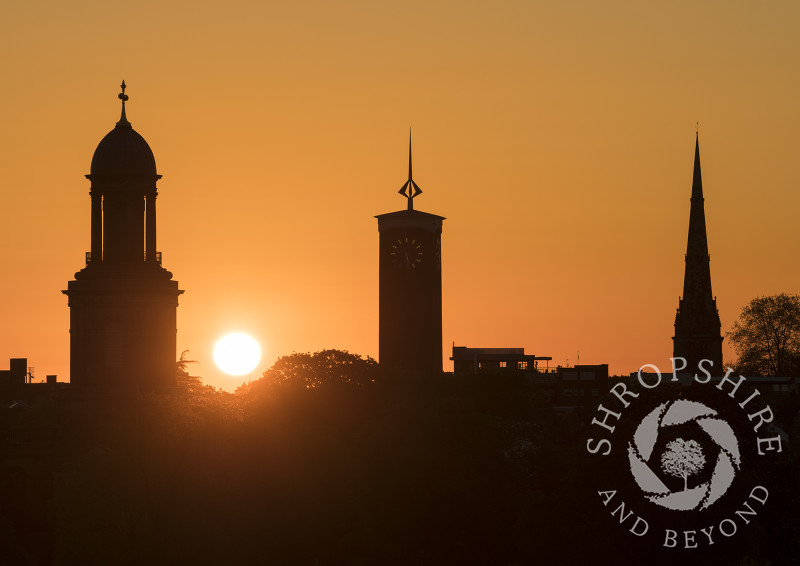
683;132;711;300
673;131;723;375
692;131;702;200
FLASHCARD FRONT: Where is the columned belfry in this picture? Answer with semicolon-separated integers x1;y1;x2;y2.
673;133;723;375
63;83;183;393
376;134;444;373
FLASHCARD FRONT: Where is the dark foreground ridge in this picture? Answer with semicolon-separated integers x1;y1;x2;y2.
1;351;798;565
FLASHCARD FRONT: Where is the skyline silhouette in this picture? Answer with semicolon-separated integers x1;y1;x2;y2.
1;2;798;389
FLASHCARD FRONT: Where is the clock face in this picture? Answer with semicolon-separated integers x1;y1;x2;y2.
390;237;423;270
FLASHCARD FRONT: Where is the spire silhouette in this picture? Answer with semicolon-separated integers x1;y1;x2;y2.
116;80;131;128
673;131;723;375
398;129;422;210
684;132;711;298
691;131;702;200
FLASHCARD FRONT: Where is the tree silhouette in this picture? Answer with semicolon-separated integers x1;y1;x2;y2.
661;439;706;491
256;349;377;389
728;293;800;376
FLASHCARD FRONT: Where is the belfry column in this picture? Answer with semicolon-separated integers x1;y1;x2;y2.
90;190;102;263
146;192;156;262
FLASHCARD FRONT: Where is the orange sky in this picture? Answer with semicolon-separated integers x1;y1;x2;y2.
1;1;798;390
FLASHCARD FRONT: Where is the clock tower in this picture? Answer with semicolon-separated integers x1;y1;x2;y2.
376;134;445;373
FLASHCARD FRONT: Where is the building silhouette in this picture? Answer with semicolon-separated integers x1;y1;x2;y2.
63;83;183;394
450;345;608;408
376;134;444;373
673;133;723;375
0;358;64;404
450;346;552;374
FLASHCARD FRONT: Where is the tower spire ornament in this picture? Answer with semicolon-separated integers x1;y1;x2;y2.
398;129;422;210
117;80;131;128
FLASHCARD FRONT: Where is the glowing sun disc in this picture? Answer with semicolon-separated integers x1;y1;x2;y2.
214;333;261;376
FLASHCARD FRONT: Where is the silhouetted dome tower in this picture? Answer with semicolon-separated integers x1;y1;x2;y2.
376;132;444;373
63;82;183;393
673;132;723;375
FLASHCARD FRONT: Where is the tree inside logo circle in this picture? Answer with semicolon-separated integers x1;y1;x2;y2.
660;438;706;491
627;400;740;511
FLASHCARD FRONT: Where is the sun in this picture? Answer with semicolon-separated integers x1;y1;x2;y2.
214;333;261;376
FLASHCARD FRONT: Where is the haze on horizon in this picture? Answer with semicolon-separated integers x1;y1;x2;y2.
1;0;798;390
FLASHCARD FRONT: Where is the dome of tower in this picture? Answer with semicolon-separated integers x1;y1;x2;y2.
90;124;157;177
89;82;158;177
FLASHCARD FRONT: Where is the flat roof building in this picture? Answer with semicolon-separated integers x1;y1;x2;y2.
451;346;552;375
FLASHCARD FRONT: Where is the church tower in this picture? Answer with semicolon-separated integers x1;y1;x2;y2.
673;133;723;375
63;83;183;394
376;134;444;373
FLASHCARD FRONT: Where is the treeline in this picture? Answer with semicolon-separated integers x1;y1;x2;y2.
3;351;799;565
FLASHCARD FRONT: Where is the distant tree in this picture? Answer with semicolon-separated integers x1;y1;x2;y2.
728;294;800;376
176;350;200;390
661;438;706;491
260;349;378;389
173;350;239;417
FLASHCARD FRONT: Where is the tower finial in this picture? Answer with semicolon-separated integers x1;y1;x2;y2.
408;127;413;182
117;80;131;128
696;121;699;136
398;128;422;210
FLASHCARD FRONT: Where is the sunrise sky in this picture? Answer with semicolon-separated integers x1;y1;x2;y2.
1;1;798;390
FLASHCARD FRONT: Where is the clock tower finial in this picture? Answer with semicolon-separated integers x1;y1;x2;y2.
398;129;422;210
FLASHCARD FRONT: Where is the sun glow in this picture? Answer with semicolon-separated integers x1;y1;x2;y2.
214;333;261;376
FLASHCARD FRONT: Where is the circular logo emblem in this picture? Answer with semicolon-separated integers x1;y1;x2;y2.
627;400;741;511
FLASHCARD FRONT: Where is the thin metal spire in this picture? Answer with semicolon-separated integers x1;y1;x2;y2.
398;128;422;210
408;128;413;182
116;80;131;128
